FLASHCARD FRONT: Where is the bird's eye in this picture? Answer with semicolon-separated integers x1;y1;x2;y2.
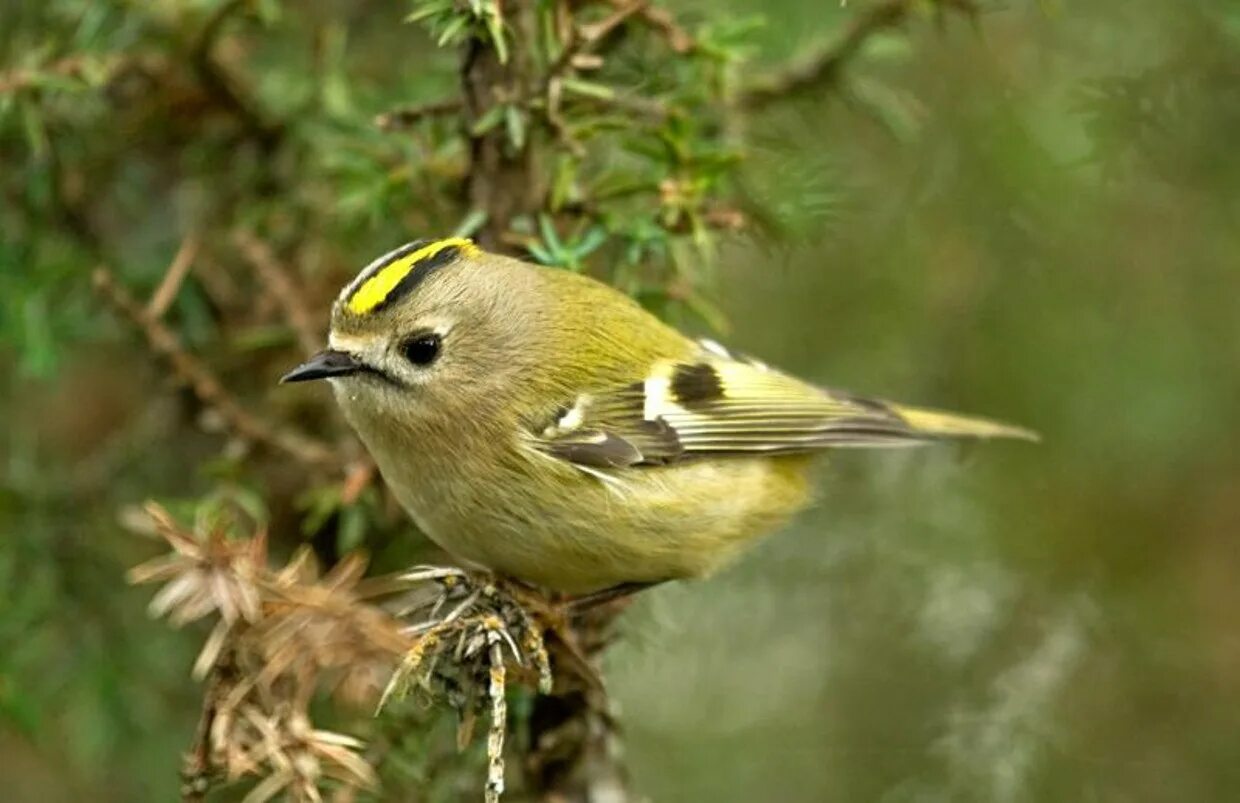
401;333;442;366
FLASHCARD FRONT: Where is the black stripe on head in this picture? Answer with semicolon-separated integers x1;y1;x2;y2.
369;244;461;314
342;238;478;316
342;239;430;301
671;362;725;406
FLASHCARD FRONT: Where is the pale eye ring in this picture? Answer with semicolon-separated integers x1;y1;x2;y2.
400;333;442;367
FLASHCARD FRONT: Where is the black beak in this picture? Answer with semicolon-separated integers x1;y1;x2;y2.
280;349;363;384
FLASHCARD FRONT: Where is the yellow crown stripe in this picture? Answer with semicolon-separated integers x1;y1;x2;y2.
347;238;478;315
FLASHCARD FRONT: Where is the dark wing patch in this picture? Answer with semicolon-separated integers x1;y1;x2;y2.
671;362;724;406
540;419;682;468
542;432;643;468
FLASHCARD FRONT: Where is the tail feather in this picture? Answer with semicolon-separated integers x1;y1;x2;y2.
890;403;1040;442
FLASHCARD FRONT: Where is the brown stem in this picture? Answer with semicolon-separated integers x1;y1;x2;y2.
450;1;639;797
180;652;237;803
547;0;648;80
605;0;694;53
461;1;545;249
524;601;633;802
232;230;323;357
148;232;201;319
374;98;464;131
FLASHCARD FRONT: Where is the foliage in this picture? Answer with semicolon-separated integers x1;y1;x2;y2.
0;0;814;797
5;0;1240;801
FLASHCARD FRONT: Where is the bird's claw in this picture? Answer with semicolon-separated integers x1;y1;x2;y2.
379;568;559;803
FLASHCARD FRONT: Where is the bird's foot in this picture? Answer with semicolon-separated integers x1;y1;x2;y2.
378;567;558;803
377;568;662;800
380;567;555;706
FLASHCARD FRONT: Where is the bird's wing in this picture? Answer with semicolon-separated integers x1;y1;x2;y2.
531;339;1037;470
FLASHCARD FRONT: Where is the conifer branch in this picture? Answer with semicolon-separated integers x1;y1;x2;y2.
739;0;978;110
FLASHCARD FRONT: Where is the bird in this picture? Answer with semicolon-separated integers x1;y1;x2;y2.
282;237;1035;596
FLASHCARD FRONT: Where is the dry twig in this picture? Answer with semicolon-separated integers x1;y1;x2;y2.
0;54;104;94
233;230;322;357
339;461;376;506
129;503;574;803
548;0;648;79
148;232;201;319
374;98;465;131
606;0;694;53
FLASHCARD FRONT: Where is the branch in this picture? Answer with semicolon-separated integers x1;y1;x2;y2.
0;54;91;94
128;506;391;802
92;267;341;469
190;0;283;149
548;0;649;80
232;230;322;357
0;52;153;96
148;232;200;319
605;0;694;53
131;503;628;803
374;97;464;131
461;4;544;249
738;0;977;110
523;601;633;802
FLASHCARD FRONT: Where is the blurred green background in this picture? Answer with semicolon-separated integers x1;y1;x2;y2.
3;0;1239;801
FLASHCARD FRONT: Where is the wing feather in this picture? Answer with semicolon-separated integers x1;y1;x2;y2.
532;340;1035;470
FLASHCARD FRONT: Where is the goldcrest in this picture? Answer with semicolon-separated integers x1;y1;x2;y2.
283;238;1035;594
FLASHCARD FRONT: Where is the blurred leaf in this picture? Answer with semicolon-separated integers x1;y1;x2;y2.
454;208;488;237
337;505;368;553
504;104;526;150
20;99;48;158
470;104;505;135
484;7;508;65
560;77;616;100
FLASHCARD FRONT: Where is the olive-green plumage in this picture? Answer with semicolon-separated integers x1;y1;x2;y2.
284;240;1035;593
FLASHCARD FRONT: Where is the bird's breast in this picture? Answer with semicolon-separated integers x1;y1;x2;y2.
341;393;816;592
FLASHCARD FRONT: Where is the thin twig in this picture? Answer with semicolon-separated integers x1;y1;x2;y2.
232;230;322;357
485;641;507;803
181;652;236;802
0;53;136;95
148;232;201;319
739;0;978;110
374;98;464;131
548;0;649;80
339;460;376;506
579;89;669;121
93;267;341;468
0;58;80;94
542;2;657;157
607;0;694;53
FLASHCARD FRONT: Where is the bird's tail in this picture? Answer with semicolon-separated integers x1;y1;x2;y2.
889;403;1040;442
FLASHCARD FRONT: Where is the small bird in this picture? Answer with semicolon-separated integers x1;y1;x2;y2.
283;238;1035;595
